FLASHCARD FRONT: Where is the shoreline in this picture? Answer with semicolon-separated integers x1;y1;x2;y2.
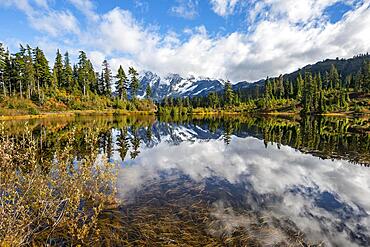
0;109;155;121
1;109;369;121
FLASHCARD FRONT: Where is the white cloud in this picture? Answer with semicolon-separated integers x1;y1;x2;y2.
0;0;80;36
2;0;370;82
29;10;80;36
170;0;199;19
73;1;369;82
209;0;240;17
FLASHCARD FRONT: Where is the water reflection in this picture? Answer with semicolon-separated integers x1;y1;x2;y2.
2;114;370;246
116;136;370;246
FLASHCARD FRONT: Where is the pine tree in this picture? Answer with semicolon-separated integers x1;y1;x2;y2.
24;45;35;98
62;52;73;91
77;51;89;96
288;80;294;98
302;72;313;114
53;49;63;88
145;84;152;99
224;81;234;106
264;77;273;100
115;65;128;100
128;67;139;99
296;73;303;99
329;64;340;89
13;47;25;98
277;75;284;99
0;43;6;96
86;60;96;94
72;64;79;92
102;60;112;96
98;72;105;95
33;47;51;90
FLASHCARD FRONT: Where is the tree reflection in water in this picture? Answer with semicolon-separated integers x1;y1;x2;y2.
1;114;369;246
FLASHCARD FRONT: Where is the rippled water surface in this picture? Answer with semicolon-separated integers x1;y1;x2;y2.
4;115;370;246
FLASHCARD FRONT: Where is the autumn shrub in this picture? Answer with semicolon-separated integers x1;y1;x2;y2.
0;123;121;246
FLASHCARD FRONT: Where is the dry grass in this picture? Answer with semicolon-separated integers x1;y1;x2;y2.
0;123;122;246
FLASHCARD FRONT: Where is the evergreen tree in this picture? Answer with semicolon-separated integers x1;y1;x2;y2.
13;47;25;98
24;45;36;98
102;60;112;96
128;67;139;99
0;43;6;96
288;80;294;98
145;84;152;99
115;65;128;100
72;64;79;92
302;72;313;114
33;47;51;91
53;49;63;88
224;81;234;106
329;64;340;89
62;52;73;91
97;72;105;95
77;51;89;96
277;75;284;99
208;91;219;108
296;73;303;99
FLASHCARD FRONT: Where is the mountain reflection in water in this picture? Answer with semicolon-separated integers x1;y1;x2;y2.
3;115;370;246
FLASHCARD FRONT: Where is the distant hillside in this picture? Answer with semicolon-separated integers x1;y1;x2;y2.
141;54;370;101
284;54;370;81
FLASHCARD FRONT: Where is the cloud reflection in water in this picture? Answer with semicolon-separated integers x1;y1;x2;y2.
116;135;370;246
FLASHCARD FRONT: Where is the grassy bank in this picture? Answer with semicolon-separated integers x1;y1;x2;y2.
0;96;157;120
0;109;156;121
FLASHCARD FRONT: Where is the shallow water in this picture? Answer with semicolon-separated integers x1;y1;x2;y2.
3;115;370;246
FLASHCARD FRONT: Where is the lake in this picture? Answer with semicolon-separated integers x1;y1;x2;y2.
1;114;370;246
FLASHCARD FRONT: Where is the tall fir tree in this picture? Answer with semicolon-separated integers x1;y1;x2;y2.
128;67;139;99
0;43;6;96
102;60;112;96
145;84;152;100
62;52;73;91
224;81;234;106
24;45;35;99
33;47;51;90
52;49;63;88
77;51;89;96
115;65;128;100
296;73;303;99
329;64;340;89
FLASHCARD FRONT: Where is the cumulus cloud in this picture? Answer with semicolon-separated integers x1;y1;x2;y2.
170;0;199;19
1;0;370;82
78;0;370;82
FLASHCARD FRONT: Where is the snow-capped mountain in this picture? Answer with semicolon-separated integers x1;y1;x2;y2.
135;71;264;101
137;71;226;100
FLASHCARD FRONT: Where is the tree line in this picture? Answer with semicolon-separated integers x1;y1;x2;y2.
159;55;370;114
0;43;153;105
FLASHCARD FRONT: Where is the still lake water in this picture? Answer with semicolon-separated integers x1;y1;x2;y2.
3;115;370;246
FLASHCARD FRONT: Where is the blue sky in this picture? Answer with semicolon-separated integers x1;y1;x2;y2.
0;0;369;82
